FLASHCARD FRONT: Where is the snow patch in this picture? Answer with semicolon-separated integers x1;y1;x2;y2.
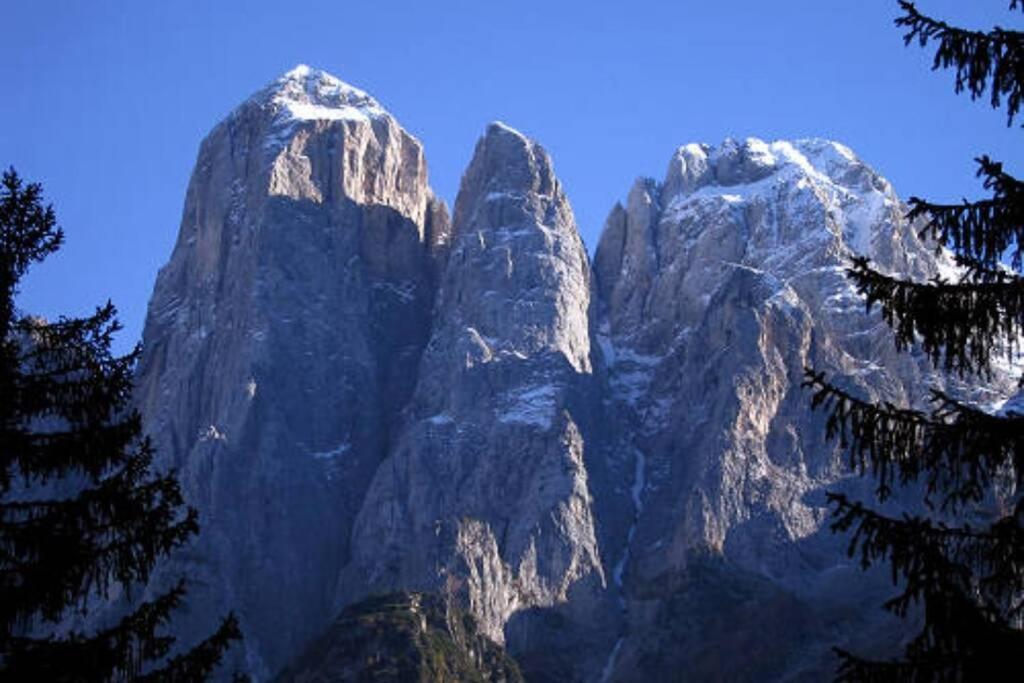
499;384;559;429
488;120;529;142
373;281;417;303
995;392;1024;416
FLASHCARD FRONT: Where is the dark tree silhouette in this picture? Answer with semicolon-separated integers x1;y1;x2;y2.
804;2;1024;680
0;169;241;681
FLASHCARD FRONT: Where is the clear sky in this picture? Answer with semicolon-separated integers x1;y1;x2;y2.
2;1;1021;353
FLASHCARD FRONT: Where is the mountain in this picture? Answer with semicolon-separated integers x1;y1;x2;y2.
132;68;1018;680
134;65;448;678
592;137;945;680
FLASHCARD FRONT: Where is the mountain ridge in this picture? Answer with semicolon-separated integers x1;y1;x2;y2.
127;66;1019;681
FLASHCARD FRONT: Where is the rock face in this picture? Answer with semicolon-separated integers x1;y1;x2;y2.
590;137;1013;680
136;69;1019;681
342;122;616;681
135;66;448;678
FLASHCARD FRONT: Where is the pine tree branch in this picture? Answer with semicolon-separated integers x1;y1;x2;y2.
833;644;1011;683
845;256;1024;377
829;493;1024;682
0;168;240;680
137;613;243;683
11;308;139;429
0;582;186;682
911;195;1023;270
1;416;144;490
944;252;1023;285
0;449;198;634
0;169;63;319
909;155;1024;270
828;494;1024;612
804;370;1024;508
897;1;1024;125
833;647;923;683
15;303;129;365
1;305;142;494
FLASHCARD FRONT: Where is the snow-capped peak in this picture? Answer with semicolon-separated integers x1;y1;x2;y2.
261;64;388;125
660;136;896;259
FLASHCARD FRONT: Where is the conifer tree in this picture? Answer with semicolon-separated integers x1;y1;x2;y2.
0;169;241;681
804;2;1024;680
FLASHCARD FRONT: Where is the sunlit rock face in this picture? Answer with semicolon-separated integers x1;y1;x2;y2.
590;136;1017;680
136;67;1019;681
342;121;617;681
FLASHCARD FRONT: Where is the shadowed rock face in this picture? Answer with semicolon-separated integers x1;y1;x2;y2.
134;66;448;678
136;70;1018;681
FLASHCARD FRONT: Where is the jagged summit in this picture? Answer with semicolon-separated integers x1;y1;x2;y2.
649;135;899;262
135;63;445;678
663;136;874;196
453;121;560;226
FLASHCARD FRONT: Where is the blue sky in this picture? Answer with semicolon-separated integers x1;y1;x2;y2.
2;1;1021;353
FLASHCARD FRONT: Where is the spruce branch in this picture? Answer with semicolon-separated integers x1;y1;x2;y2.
804;370;1024;509
0;582;185;682
909;157;1024;271
897;1;1024;125
828;493;1024;681
844;256;1024;377
137;614;243;683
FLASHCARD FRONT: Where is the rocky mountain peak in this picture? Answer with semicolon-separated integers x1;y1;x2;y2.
132;67;448;678
445;122;590;373
661;136;884;202
342;123;606;668
451;121;559;234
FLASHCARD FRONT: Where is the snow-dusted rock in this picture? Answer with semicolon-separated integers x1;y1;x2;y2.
591;137;1017;680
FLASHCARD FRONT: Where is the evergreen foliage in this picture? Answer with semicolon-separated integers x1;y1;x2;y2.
0;169;241;681
804;3;1024;680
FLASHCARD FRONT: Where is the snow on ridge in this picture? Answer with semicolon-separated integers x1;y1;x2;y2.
248;65;396;153
662;136;894;259
666;136;866;195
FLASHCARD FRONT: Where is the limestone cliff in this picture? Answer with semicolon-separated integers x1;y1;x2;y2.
135;65;447;678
